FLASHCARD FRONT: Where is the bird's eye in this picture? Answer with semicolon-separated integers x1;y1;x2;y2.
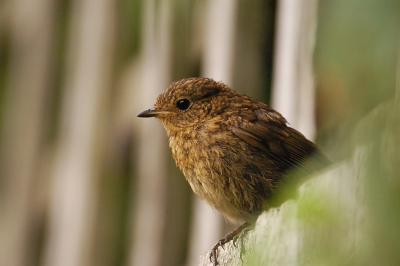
176;99;191;110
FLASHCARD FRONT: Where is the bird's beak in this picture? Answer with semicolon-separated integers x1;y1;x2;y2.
138;108;173;118
137;108;159;118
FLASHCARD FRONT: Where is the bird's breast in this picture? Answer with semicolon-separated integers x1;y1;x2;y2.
167;128;262;222
168;131;224;194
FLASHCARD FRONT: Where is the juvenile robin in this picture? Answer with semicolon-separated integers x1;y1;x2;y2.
138;77;327;264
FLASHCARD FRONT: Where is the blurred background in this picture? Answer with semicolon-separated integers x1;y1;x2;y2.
0;0;399;266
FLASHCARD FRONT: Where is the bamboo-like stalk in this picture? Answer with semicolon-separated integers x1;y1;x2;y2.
271;0;319;139
0;0;55;265
126;0;171;265
396;40;400;102
42;0;115;265
232;0;276;98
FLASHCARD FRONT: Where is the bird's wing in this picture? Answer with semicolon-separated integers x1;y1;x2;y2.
229;107;319;172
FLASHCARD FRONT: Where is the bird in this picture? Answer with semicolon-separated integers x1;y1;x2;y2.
137;77;327;264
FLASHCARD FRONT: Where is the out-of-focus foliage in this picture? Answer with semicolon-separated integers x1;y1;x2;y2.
301;0;400;265
315;0;400;151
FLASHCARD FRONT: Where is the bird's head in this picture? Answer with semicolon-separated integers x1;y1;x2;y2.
137;77;234;131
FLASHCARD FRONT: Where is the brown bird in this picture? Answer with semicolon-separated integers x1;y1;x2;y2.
138;77;327;263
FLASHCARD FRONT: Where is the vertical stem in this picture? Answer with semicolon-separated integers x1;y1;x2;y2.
396;37;400;103
271;0;319;140
43;0;115;265
127;0;171;265
0;0;54;265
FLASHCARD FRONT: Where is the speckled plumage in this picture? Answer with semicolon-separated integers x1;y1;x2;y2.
138;77;322;224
